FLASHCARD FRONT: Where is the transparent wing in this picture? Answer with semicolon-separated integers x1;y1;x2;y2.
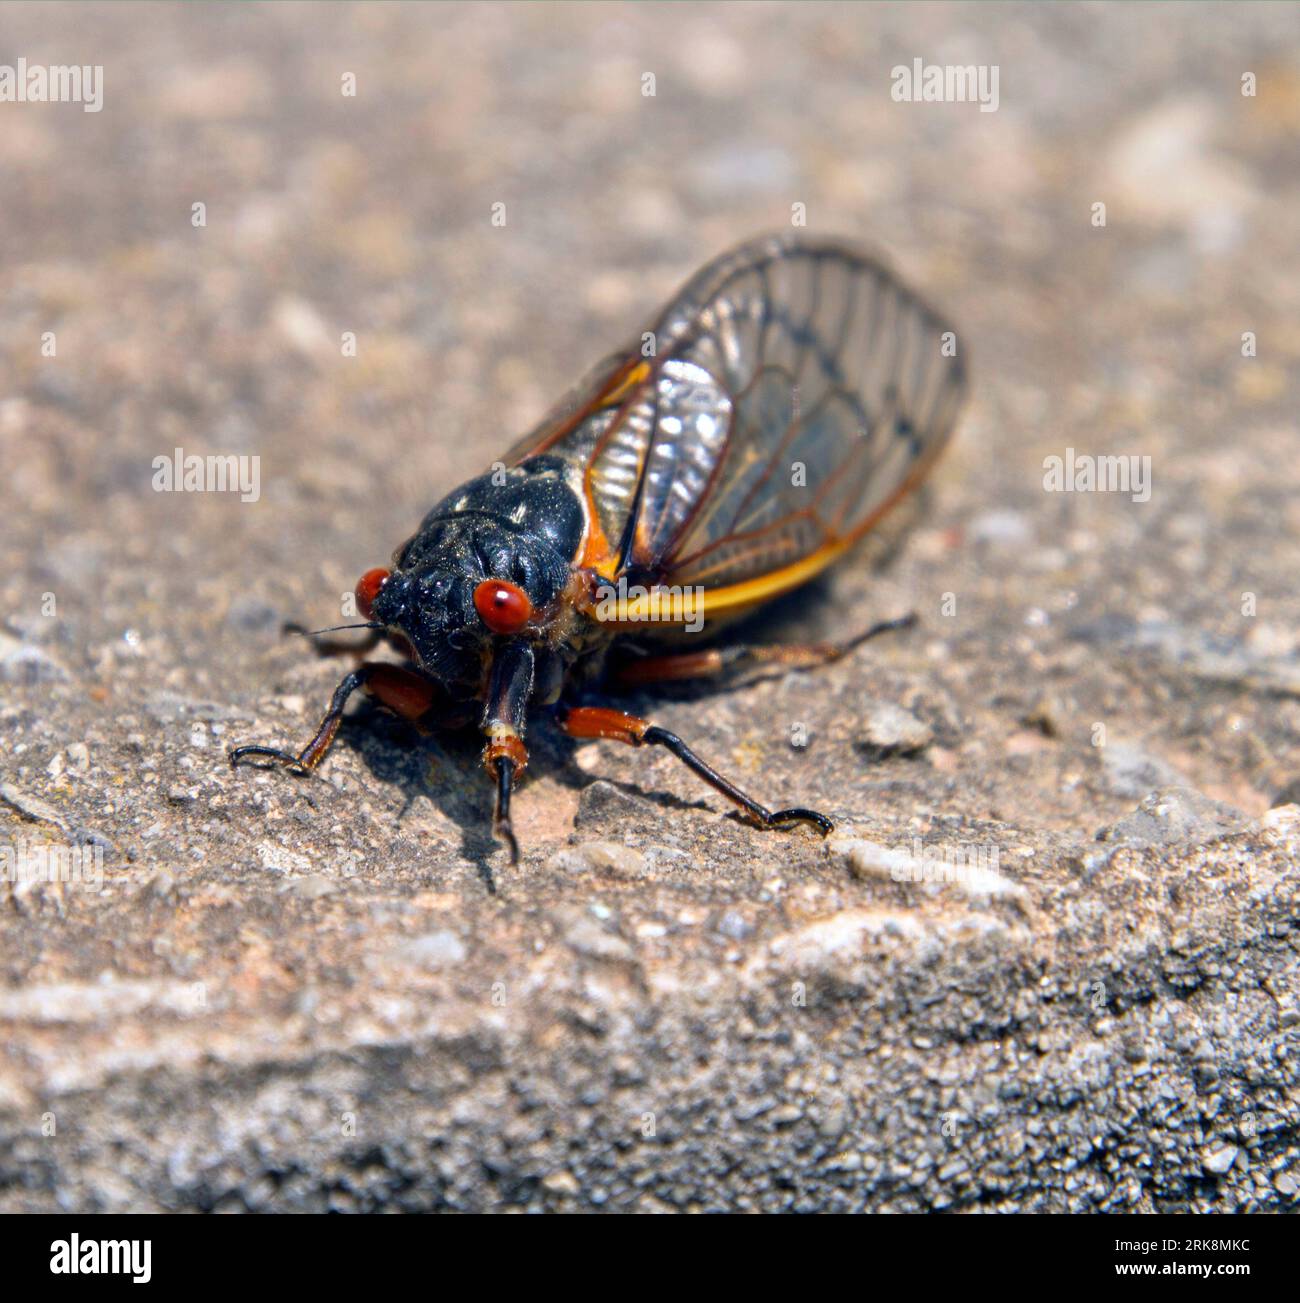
506;233;967;601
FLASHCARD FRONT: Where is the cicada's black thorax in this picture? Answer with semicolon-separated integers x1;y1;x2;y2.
371;456;585;695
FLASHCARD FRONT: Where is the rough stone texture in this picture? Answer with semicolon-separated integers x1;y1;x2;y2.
2;2;1299;1212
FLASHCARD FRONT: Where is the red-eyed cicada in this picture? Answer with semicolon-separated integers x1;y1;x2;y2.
231;234;967;862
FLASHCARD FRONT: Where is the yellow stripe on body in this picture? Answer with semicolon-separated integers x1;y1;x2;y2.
597;537;851;626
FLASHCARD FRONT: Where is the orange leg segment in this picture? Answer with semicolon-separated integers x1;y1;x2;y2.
363;663;440;722
555;706;652;744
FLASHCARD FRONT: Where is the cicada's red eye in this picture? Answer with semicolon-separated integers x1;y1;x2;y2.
355;567;390;619
474;578;533;635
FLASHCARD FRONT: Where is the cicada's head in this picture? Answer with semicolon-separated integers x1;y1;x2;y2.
356;462;582;698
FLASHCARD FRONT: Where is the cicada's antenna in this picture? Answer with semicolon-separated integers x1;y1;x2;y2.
291;621;386;637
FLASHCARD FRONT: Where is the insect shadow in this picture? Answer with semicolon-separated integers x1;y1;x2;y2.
339;691;732;890
318;551;918;892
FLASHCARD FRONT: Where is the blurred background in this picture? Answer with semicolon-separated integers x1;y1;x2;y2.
2;2;1299;1212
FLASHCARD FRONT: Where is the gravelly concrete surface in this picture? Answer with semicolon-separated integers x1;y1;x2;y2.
2;2;1299;1211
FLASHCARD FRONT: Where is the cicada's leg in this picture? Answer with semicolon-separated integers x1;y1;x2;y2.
480;640;536;865
483;733;527;865
229;663;439;775
363;663;445;726
610;614;916;688
556;705;832;836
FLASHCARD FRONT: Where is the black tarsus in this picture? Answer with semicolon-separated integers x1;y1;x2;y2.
229;666;374;774
838;611;917;654
640;725;834;836
493;757;520;865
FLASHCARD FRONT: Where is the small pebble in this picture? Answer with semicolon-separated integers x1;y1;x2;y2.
1202;1143;1238;1175
857;702;933;756
0;643;70;684
1260;804;1300;836
969;510;1031;547
825;834;911;881
0;783;66;829
561;913;636;963
714;909;754;941
392;930;466;968
549;841;647;876
542;1171;581;1196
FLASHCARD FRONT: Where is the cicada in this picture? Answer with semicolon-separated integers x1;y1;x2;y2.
231;234;967;861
